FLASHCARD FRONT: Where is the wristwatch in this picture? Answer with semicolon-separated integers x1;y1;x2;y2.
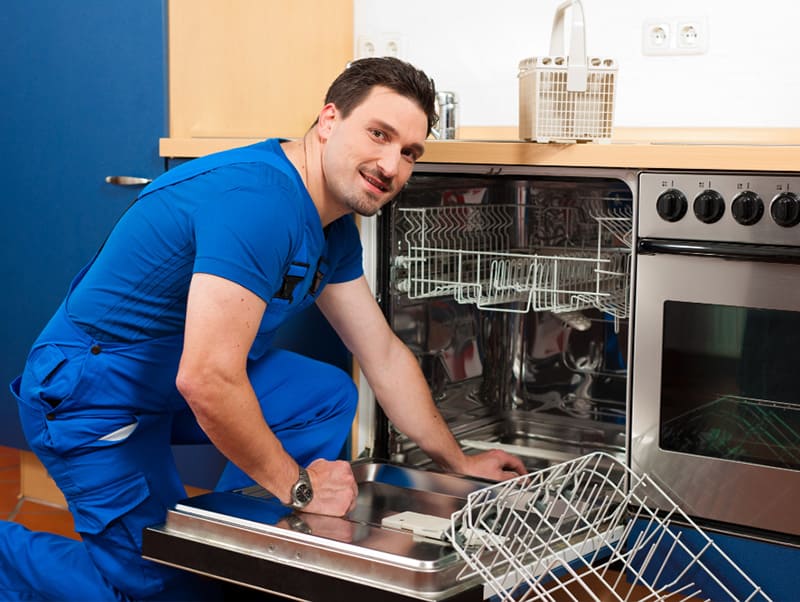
289;466;313;509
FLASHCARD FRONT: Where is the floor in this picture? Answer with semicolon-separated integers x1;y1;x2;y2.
0;445;80;540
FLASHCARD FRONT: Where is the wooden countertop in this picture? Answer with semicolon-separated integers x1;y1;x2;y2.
159;127;800;172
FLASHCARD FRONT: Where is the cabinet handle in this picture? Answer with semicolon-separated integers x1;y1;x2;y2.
105;176;152;186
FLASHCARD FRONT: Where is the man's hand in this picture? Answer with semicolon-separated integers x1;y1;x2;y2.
460;449;527;481
302;458;359;517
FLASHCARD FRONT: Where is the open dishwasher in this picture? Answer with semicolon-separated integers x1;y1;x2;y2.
143;164;770;600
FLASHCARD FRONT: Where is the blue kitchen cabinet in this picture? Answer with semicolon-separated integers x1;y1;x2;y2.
1;0;169;451
0;0;229;489
0;1;231;490
0;0;168;449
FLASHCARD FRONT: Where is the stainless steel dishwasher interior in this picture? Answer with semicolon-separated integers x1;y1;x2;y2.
382;172;633;472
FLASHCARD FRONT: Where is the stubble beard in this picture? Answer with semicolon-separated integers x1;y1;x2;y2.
336;171;396;218
321;151;399;218
344;192;384;217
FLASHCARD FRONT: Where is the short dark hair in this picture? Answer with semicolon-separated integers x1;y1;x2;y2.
323;57;438;135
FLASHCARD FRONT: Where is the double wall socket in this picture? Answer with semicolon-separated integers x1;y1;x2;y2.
356;34;405;59
642;17;709;55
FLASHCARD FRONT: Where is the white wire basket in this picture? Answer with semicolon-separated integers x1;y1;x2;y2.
447;452;772;601
393;204;631;321
518;0;617;143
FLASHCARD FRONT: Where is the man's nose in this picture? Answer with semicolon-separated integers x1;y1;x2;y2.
376;146;401;179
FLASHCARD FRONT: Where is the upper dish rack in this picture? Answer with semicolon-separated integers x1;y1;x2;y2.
393;203;632;320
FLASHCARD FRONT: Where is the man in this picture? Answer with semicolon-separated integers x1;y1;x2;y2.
2;57;525;600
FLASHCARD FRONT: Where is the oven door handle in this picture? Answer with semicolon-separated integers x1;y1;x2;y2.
638;238;800;265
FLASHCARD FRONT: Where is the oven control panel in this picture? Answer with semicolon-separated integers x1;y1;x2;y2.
639;172;800;246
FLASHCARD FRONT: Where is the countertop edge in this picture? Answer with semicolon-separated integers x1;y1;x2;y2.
160;134;800;172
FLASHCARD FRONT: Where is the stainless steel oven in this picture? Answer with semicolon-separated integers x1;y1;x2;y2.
631;171;800;540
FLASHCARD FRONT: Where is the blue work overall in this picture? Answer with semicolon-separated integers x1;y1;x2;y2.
2;246;358;600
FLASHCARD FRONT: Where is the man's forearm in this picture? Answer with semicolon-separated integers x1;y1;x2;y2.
179;375;298;501
367;339;469;473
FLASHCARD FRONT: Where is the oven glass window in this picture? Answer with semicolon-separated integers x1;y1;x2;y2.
660;301;800;470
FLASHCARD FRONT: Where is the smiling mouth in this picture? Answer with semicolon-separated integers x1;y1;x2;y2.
361;171;391;194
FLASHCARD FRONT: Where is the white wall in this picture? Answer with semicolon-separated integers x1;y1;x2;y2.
354;0;800;128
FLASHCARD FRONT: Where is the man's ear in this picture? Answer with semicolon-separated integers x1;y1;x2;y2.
317;103;338;140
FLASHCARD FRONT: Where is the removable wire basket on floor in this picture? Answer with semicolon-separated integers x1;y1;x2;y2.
447;452;771;601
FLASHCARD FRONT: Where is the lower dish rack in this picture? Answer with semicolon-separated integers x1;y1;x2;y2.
393;205;631;322
447;452;771;601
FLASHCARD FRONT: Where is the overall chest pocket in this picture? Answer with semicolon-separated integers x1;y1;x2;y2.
255;259;322;346
267;260;315;314
272;260;312;304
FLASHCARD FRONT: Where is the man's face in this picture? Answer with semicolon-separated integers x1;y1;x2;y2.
318;86;428;217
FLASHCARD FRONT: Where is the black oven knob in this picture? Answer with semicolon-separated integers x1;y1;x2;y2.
693;189;725;224
770;191;800;227
656;188;688;222
731;190;764;225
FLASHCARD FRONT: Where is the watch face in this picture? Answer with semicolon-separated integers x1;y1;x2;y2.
295;483;313;505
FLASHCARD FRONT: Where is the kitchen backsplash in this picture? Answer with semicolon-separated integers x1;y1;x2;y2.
354;0;800;128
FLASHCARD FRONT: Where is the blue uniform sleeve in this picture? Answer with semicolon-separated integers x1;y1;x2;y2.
192;164;302;302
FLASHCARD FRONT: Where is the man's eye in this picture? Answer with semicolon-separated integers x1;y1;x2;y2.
401;149;417;163
370;129;386;140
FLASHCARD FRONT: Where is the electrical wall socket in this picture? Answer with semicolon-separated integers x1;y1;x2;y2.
643;17;708;55
356;33;405;59
676;20;706;50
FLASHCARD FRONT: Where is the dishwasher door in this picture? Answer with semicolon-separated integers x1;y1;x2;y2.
142;460;489;601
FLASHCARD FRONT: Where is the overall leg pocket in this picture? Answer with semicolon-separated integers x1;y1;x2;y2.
71;472;180;600
44;413;142;456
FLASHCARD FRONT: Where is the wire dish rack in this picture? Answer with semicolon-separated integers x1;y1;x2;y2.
394;204;632;321
447;452;771;602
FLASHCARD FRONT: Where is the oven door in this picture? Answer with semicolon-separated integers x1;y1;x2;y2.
631;240;800;539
